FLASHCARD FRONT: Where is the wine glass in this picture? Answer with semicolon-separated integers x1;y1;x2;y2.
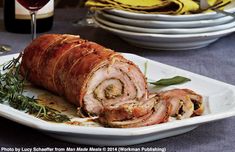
72;0;97;27
16;0;50;40
0;44;11;54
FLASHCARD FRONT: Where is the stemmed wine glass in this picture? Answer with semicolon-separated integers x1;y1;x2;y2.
16;0;50;40
0;44;11;54
73;0;97;27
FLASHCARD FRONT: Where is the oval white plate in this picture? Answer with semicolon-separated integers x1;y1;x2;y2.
106;1;235;21
95;14;235;34
94;18;235;50
99;11;235;28
0;54;235;146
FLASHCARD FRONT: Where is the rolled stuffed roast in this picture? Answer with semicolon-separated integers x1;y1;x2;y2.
20;34;203;128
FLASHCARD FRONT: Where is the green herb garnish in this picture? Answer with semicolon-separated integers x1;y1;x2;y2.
144;61;148;76
0;53;70;123
150;76;191;87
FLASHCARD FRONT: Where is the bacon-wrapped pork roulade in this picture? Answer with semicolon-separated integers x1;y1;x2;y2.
20;34;148;115
20;34;204;128
99;94;171;128
159;89;204;120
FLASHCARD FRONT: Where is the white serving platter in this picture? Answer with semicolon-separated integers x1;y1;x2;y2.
0;53;235;146
94;18;235;50
95;13;235;34
99;11;235;28
106;0;235;21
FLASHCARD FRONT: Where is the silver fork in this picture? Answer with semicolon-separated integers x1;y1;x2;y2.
199;0;235;18
213;9;235;18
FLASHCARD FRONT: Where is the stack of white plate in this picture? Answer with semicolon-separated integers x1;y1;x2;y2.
93;1;235;50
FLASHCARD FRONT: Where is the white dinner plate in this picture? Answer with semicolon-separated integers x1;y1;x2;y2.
95;13;235;34
106;1;235;21
99;11;235;28
94;19;235;50
0;53;235;146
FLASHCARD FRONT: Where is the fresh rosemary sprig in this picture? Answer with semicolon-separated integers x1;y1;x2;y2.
0;53;70;123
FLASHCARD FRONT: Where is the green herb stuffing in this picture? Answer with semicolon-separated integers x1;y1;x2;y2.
150;76;191;87
0;53;70;123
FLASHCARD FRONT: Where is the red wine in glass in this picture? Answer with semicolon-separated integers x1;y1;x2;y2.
17;0;50;11
16;0;50;39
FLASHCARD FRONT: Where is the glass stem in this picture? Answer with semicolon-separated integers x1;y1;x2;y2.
30;11;37;40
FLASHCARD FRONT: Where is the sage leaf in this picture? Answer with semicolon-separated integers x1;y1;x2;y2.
150;76;191;86
144;61;148;76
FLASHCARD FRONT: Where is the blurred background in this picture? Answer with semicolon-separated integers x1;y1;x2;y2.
0;0;81;8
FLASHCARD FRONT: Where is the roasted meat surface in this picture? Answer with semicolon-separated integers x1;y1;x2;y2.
20;34;203;128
